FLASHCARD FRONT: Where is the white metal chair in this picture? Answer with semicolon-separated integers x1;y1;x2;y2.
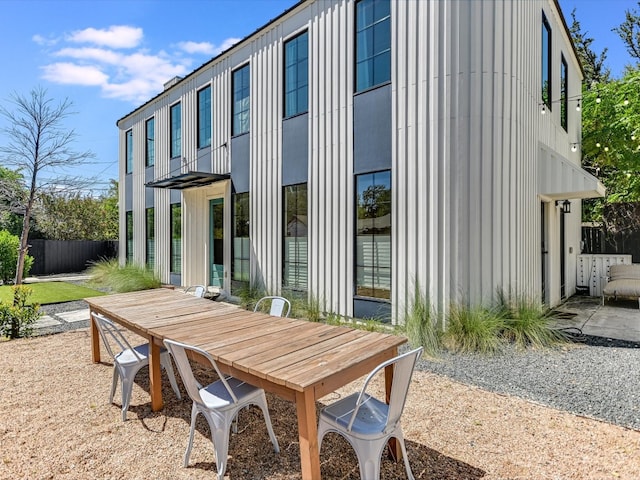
91;312;181;421
253;295;291;317
163;338;280;480
317;346;423;480
184;285;207;298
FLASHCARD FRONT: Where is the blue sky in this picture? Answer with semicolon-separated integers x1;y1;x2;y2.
0;0;636;194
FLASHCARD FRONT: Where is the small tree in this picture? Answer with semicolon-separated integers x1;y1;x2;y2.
0;87;93;284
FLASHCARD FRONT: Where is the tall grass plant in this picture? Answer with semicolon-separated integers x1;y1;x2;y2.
88;259;160;293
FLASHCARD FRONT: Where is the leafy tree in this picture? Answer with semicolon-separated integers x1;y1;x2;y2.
0;167;26;236
0;87;93;284
613;2;640;65
581;70;640;233
34;188;118;241
569;9;610;85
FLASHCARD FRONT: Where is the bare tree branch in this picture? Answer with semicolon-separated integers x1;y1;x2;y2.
0;86;94;285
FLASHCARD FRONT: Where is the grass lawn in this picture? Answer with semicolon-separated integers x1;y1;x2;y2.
0;282;106;305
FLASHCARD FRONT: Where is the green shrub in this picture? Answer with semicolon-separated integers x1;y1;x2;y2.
0;285;41;339
0;230;34;284
235;282;266;310
88;259;160;293
443;303;505;354
403;285;441;357
497;291;567;348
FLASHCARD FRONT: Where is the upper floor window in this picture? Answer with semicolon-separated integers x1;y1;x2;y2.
284;31;309;118
541;13;552;109
145;117;155;167
170;102;181;158
355;0;391;92
232;64;250;136
198;85;212;148
125;129;133;174
560;55;568;131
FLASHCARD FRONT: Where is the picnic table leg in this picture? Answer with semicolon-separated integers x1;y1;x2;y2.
385;348;402;462
90;310;101;363
149;339;163;411
296;388;321;480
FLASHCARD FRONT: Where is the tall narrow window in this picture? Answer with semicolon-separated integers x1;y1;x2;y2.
170;102;181;158
355;0;391;92
284;32;308;117
198;85;212;148
560;55;568;131
283;183;308;290
145;117;155;167
232;64;250;136
125;129;133;174
146;207;155;269
542;13;552;109
170;203;182;274
355;170;391;299
232;192;250;291
126;210;133;263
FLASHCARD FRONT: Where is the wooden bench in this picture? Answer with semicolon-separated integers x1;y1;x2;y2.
602;264;640;309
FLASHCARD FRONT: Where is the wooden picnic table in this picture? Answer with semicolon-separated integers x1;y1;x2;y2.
86;288;407;480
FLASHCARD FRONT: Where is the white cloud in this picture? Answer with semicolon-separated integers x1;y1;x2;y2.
68;25;143;49
32;34;58;46
178;41;215;55
37;26;237;103
54;47;122;65
216;37;242;53
41;63;109;86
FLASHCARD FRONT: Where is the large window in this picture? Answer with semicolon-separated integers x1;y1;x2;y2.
125;210;133;263
170;203;181;274
355;0;391;92
145;117;155;167
355;170;391;299
232;193;250;291
541;13;552;109
125;129;133;174
284;32;308;117
232;64;250;136
146;207;155;269
560;55;568;131
170;102;181;158
283;183;308;290
198;85;212;148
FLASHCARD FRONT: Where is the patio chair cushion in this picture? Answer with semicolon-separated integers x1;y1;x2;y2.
603;264;640;307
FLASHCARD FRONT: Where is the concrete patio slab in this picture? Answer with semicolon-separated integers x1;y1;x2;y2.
57;309;90;323
34;315;61;328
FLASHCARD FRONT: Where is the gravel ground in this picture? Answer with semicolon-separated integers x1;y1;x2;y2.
414;338;640;432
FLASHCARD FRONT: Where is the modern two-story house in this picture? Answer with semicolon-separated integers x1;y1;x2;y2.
117;0;604;323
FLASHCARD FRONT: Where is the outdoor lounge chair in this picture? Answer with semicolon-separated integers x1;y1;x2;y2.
317;346;423;480
163;338;280;480
91;312;181;421
602;264;640;309
254;296;291;317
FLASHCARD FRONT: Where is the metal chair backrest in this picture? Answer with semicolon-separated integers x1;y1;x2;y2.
254;296;291;317
185;285;206;298
347;347;423;432
163;339;238;407
92;312;143;363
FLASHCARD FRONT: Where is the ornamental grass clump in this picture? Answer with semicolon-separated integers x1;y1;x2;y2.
88;259;160;293
403;285;441;357
443;303;505;354
498;291;567;349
